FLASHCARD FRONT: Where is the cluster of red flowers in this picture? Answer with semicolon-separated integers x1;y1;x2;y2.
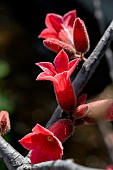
19;10;113;165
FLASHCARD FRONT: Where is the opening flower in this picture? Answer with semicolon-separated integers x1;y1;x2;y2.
19;124;63;164
36;50;80;112
39;10;76;44
39;10;90;58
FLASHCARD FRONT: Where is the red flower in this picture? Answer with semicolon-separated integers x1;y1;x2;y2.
39;10;89;57
36;50;80;112
39;10;76;43
19;124;63;164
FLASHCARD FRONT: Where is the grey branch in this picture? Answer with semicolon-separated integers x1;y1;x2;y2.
0;136;103;170
46;19;113;128
0;136;29;170
17;159;102;170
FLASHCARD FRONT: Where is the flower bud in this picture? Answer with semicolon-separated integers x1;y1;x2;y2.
48;119;74;143
73;18;90;54
0;111;10;136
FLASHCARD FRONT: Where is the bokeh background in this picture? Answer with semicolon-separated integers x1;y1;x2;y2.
0;0;113;169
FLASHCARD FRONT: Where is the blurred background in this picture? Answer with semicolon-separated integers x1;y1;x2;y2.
0;0;113;169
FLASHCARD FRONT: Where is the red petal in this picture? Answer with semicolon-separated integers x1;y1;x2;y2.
63;10;76;27
67;57;80;78
39;28;58;39
30;126;63;164
30;149;40;164
54;72;76;112
36;72;58;86
32;124;53;136
19;133;42;150
73;18;90;53
36;62;56;76
77;93;87;106
54;72;68;91
30;137;63;164
54;50;69;73
43;38;75;56
45;14;63;33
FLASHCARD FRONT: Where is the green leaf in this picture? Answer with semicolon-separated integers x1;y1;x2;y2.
0;60;10;79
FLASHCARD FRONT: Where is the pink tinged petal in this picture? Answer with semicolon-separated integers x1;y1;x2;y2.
43;38;76;56
74;104;88;118
48;119;74;143
54;72;68;91
106;165;113;170
58;29;73;45
54;72;76;112
45;14;63;33
67;57;80;78
38;28;58;39
36;72;49;78
32;124;54;136
36;62;56;76
106;102;113;120
73;18;90;54
63;10;76;27
77;93;87;106
54;50;69;73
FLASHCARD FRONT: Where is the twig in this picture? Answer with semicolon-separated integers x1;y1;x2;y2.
0;136;29;170
46;19;113;128
0;136;103;170
17;159;103;170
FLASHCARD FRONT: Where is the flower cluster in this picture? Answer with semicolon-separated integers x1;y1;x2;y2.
19;9;113;166
19;10;87;164
39;10;90;59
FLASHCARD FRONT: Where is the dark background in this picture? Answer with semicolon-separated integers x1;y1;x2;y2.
0;0;113;169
